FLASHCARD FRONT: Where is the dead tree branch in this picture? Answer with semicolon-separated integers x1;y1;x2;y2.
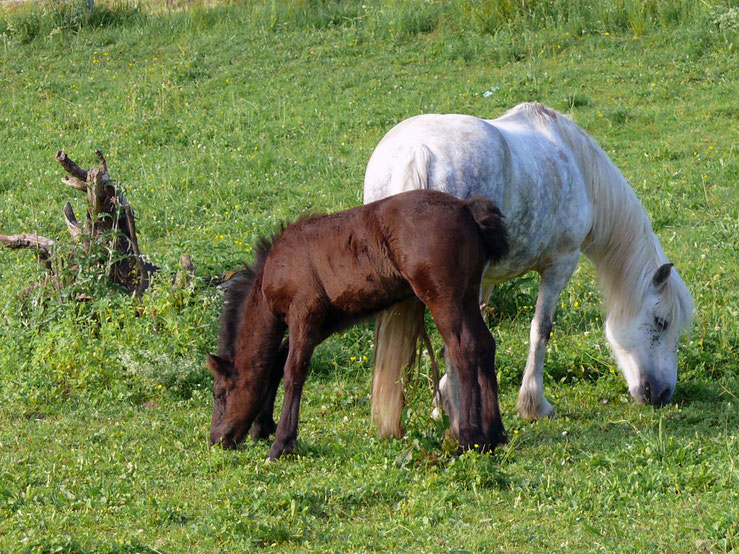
2;149;158;295
0;233;55;270
55;150;88;181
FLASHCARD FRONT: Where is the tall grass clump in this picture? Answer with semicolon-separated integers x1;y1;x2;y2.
247;0;369;32
2;0;731;44
456;0;728;35
0;257;220;414
0;0;142;43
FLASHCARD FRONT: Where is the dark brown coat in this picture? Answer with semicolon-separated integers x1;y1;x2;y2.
208;189;509;460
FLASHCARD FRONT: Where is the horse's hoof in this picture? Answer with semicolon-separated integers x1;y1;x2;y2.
251;420;277;441
267;438;297;461
517;393;554;422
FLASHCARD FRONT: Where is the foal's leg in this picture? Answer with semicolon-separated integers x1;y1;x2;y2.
267;316;321;461
426;296;504;451
517;253;579;421
436;270;497;440
251;339;288;441
476;272;506;443
464;299;505;446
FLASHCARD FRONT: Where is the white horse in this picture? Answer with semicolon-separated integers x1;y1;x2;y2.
364;102;694;438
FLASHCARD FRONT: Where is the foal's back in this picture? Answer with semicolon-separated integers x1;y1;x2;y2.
261;190;501;326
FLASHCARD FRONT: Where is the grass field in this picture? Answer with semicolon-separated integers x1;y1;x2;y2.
1;1;737;551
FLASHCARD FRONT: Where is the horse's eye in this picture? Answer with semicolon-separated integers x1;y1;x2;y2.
654;316;669;330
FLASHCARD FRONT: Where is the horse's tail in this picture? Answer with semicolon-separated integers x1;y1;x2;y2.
371;298;426;438
388;144;433;193
465;195;509;265
370;144;433;438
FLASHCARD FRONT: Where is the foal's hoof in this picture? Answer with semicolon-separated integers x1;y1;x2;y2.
266;438;297;461
488;422;508;446
251;419;277;441
458;430;493;454
492;433;508;449
457;426;507;454
457;442;495;455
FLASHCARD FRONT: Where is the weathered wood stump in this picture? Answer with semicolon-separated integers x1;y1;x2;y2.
0;149;156;296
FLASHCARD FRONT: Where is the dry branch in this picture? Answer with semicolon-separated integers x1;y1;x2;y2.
0;233;54;256
63;202;83;242
124;203;149;297
95;149;109;180
62;175;87;192
2;149;159;295
0;233;55;270
174;254;195;289
55;150;88;181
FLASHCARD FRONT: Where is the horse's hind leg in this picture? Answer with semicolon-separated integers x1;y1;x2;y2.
251;339;288;441
426;295;505;451
517;253;579;421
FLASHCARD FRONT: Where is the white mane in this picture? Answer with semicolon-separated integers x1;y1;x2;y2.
511;103;694;333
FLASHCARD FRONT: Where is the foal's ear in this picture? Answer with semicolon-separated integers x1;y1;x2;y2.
652;263;673;289
206;354;236;380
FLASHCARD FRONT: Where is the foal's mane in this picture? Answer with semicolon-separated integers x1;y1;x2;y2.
508;102;693;332
217;232;279;360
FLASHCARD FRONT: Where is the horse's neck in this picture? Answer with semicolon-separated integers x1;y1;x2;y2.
583;213;661;326
234;281;284;368
574;140;665;322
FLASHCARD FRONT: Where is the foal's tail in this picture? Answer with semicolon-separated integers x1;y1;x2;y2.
465;195;509;264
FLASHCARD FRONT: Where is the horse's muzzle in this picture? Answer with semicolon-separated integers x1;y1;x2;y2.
632;379;673;407
210;424;237;449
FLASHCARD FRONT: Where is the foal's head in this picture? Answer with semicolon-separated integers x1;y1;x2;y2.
207;237;274;448
207;353;248;448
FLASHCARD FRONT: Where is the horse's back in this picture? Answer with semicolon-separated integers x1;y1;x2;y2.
365;114;510;203
363;106;592;280
262;191;504;321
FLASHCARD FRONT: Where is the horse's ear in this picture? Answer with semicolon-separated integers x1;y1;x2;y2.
206;354;236;380
652;263;673;289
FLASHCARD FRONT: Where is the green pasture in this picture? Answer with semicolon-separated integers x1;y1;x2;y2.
0;1;737;551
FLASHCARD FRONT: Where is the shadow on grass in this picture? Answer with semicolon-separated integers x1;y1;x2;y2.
498;378;737;458
672;379;724;405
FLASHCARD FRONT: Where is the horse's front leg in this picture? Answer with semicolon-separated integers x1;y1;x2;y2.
251;339;288;441
517;253;579;421
267;321;320;461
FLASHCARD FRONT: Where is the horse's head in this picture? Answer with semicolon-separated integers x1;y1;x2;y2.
206;354;252;449
604;263;693;406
